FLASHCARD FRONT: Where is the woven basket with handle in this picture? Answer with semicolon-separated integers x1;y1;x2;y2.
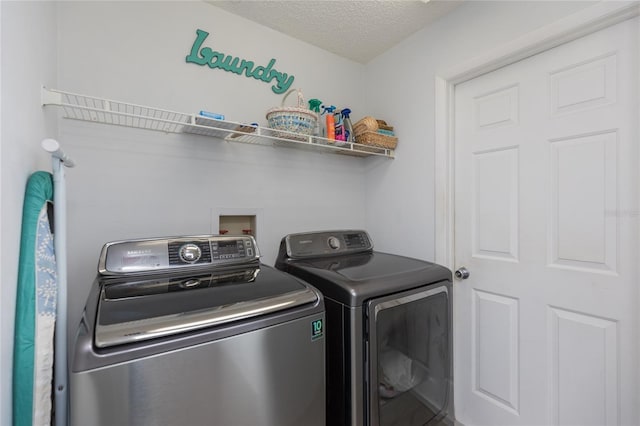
266;89;318;140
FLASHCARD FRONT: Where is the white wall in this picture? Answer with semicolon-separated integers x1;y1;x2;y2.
363;1;596;260
55;1;368;357
0;1;58;424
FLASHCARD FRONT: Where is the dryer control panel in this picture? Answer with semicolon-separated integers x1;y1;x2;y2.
98;235;260;275
284;230;373;259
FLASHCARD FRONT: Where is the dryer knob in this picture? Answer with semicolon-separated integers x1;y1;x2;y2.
179;243;202;263
328;236;341;250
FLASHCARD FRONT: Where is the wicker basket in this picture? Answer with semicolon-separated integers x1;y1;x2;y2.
355;131;398;149
266;89;318;140
353;116;379;135
353;116;398;149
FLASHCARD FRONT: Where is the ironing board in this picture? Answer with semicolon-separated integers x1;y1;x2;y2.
13;171;56;426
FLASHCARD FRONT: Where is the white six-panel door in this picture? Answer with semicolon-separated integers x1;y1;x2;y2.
454;17;638;426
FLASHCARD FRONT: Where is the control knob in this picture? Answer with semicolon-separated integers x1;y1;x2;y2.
179;243;202;263
327;236;341;250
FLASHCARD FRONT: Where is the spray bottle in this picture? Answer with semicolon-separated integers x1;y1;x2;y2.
308;98;322;136
321;105;337;141
341;108;355;143
334;109;346;142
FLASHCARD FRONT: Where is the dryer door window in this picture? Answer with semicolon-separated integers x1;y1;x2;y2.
367;285;450;426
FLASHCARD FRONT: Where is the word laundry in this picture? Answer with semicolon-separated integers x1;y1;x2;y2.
186;29;295;94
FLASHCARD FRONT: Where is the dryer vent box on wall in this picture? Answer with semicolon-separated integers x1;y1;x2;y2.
219;215;256;237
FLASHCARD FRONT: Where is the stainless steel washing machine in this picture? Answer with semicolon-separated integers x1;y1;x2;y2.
70;235;325;426
275;230;454;426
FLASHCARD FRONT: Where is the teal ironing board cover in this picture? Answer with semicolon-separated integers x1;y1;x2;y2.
13;171;56;426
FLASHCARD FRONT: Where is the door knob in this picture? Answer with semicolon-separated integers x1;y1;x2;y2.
455;267;470;280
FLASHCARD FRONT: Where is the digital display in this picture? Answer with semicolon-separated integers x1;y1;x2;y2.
211;240;247;260
217;240;240;254
344;233;365;248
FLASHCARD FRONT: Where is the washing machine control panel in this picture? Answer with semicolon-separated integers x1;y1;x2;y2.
99;235;260;275
284;230;373;259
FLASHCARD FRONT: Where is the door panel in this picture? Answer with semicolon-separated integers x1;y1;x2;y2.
549;131;618;272
548;307;618;426
549;53;617;117
472;290;519;413
472;147;519;261
454;17;638;426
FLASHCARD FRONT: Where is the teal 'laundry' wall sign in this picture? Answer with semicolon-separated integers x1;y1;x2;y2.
186;29;295;94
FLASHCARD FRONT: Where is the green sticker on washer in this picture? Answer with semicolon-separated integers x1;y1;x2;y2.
311;319;324;340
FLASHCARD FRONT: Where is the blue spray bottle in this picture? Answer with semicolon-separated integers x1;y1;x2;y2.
341;108;355;143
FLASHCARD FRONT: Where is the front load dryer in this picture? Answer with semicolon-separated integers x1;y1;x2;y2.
70;235;325;426
276;230;454;426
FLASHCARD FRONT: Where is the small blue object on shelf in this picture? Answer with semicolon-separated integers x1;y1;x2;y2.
377;129;395;136
199;110;225;120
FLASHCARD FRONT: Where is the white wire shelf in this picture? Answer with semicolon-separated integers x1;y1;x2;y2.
41;87;394;159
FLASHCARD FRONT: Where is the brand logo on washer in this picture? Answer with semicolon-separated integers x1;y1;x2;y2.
126;249;152;255
311;319;324;341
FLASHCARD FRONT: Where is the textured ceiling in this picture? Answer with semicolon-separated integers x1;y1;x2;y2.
206;1;462;64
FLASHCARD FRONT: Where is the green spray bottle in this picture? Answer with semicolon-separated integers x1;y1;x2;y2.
308;98;322;136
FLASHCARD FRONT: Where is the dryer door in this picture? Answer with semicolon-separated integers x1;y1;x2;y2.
366;284;451;426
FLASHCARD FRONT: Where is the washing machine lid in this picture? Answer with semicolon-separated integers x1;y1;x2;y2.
276;230;451;306
94;264;319;348
282;252;451;306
